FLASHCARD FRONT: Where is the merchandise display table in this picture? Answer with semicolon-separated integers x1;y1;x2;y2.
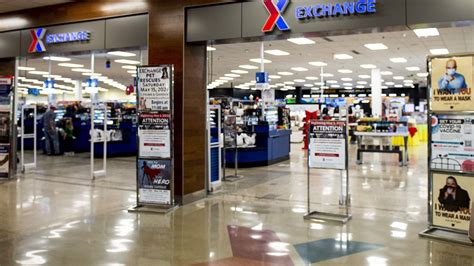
354;131;409;166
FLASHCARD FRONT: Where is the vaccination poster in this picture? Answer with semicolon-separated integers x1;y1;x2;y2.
309;120;346;170
431;114;474;172
137;159;171;205
432;173;473;231
431;56;474;111
137;66;171;112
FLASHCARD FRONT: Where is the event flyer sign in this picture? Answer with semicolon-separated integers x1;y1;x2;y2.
0;145;9;178
432;173;473;231
431;56;474;111
431;114;474;172
138;114;171;158
309;120;346;170
137;159;171;205
137;66;171;112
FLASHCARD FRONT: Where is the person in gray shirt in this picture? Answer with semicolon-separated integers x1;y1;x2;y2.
43;105;60;155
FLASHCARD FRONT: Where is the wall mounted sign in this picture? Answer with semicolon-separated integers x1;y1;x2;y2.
296;0;377;20
262;0;290;32
28;28;91;53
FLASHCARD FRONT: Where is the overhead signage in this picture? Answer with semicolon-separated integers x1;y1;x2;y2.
28;27;91;53
137;159;172;205
296;0;377;19
262;0;290;32
309;120;347;170
137;66;171;112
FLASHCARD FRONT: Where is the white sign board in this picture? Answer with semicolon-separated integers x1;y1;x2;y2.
309;120;347;170
139;129;171;158
137;66;171;112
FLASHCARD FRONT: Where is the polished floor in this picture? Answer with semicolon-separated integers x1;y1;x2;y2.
0;144;473;265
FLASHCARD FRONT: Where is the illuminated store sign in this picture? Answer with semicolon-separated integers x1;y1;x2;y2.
296;0;376;19
29;28;91;53
262;0;290;32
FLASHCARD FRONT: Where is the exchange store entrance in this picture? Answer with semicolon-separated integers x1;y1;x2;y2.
17;48;146;189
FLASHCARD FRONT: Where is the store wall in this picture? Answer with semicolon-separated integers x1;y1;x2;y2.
0;0;236;204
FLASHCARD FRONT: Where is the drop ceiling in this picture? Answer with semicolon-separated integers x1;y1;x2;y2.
207;25;474;90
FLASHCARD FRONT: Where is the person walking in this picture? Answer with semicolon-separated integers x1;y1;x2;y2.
43;105;60;155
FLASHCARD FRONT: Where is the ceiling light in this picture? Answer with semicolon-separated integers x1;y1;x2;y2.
338;69;352;74
43;56;71;62
343;83;353;86
321;73;334;77
344;87;353;90
306;76;318;80
417;72;429;77
357;81;368;85
326;80;338;84
406;66;420;71
225;74;240;77
269;75;281;79
360;64;376;69
206;46;216;51
28;71;49;75
395;84;403;88
17;66;35;71
304;84;314;87
356;85;365;88
331;85;341;88
278;72;293;76
42;74;61;78
334;54;353;60
82;72;102;77
403;80;414;83
264;49;290;56
239;65;258;70
249;58;271;63
291;67;308;72
385;82;395;85
393;76;404;80
308;61;327;67
122;65;137;70
364;43;388;50
381;71;393;75
71;68;92;73
294;79;305;83
107;51;136;57
413;28;439;38
220;77;233;80
358;75;371;79
114;59;140;64
127;70;136;74
341;78;353;81
390;57;407;63
58;63;84;68
381;86;388;89
314;82;323;86
284;81;295;85
287;37;315;45
430;48;449;55
231;69;248;74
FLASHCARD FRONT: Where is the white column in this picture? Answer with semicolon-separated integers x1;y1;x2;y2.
371;68;382;117
75;80;82;101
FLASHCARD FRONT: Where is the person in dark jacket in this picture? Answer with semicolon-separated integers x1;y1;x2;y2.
438;176;471;212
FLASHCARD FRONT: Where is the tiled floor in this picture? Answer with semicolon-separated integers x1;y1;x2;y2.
0;144;473;265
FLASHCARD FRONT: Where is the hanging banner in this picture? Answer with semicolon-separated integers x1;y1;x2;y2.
432;173;473;231
137;159;172;205
138;113;171;158
309;120;347;170
137;66;171;112
431;114;474;172
431;56;474;111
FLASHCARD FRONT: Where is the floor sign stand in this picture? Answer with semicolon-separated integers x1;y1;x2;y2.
20;105;37;173
90;103;107;180
419;53;474;245
304;119;352;223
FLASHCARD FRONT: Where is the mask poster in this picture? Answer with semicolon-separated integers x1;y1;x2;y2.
431;114;474;172
137;159;171;205
432;173;473;231
138;113;171;158
137;66;171;112
308;120;346;170
431;56;474;111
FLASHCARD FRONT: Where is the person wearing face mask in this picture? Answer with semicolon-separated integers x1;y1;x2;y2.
438;59;469;93
438;176;471;212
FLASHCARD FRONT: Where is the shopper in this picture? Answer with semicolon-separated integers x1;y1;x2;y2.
63;118;75;156
43;105;60;155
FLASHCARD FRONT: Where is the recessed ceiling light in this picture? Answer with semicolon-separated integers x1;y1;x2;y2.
393;76;404;80
406;66;420;71
220;77;233;80
314;82;324;86
381;71;393;75
278;72;293;76
206;46;216;51
284;81;295;85
304;84;314;87
331;85;341;88
28;70;49;75
231;69;248;74
417;72;429;77
385;81;395;85
308;61;327;67
239;65;258;70
58;63;84;68
358;75;371;79
71;68;92;73
121;65;137;70
344;86;353;90
269;75;281;79
42;74;61;78
17;66;35;71
82;72;102;77
264;49;290;56
276;83;285;86
287;37;315;45
341;78;353;81
356;85;365;88
413;28;439;38
43;56;71;62
395;84;403;88
225;74;240;77
381;86;388;89
364;43;388;50
403;80;414;83
338;69;352;74
250;58;272;63
294;79;305;83
114;59;140;64
343;83;353;86
107;51;136;57
291;67;308;72
127;70;136;74
334;54;353;60
390;57;407;63
430;48;449;55
357;81;368;84
321;73;334;77
326;80;338;84
306;76;318;80
360;64;377;69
